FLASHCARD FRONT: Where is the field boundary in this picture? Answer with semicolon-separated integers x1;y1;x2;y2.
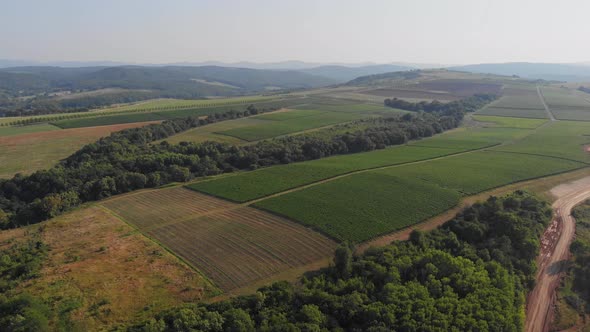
96;204;223;295
538;86;557;121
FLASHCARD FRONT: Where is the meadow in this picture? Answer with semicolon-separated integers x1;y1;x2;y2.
101;188;337;291
2;206;213;330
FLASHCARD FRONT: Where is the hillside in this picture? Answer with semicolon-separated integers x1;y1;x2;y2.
299;64;413;82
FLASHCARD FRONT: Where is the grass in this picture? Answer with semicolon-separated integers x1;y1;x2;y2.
254;151;583;242
255;173;462;242
4;206;213;330
219;110;367;141
0;121;158;178
0;123;61;136
53;112;165;129
476;93;548;119
100;187;337;291
471;115;547;129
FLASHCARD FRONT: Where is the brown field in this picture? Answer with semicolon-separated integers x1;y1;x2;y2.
2;206;213;330
0;121;160;178
416;79;504;97
101;187;338;291
360;88;459;101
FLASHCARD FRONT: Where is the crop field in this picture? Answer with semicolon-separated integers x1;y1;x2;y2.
415;79;503;97
254;151;584;242
476;91;548;119
255;173;462;242
161;117;269;145
359;88;458;101
0;123;61;136
492;121;590;162
218;110;367;141
542;87;590;110
0;121;159;178
189;127;505;203
0;95;279;127
293;102;401;115
471;115;547;129
100;187;337;291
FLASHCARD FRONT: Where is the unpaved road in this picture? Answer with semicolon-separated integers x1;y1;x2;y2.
525;176;590;332
537;86;557;121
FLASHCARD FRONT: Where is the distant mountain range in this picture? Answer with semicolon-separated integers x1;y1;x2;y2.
451;63;590;82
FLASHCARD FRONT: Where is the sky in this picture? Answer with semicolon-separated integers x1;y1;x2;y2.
1;0;589;65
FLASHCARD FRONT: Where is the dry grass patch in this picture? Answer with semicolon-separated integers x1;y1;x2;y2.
0;121;160;178
10;206;213;330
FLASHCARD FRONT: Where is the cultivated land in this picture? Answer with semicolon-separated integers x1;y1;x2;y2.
0;206;213;330
0;121;161;178
6;69;590;322
100;187;337;292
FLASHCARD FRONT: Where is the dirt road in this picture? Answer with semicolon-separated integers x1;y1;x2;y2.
537;86;557;121
525;176;590;332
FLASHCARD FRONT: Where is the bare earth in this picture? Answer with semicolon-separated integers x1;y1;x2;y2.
525;176;590;332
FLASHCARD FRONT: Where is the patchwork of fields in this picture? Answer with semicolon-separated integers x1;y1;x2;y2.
541;87;590;121
101;188;337;291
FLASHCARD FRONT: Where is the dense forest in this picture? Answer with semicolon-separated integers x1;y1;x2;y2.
0;93;498;229
565;202;590;314
126;191;551;331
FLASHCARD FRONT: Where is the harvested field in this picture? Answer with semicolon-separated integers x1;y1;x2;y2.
7;206;213;330
416;79;503;97
0;121;160;178
359;88;458;101
101;187;337;291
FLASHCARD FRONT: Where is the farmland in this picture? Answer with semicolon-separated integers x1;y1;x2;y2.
471;115;547;129
218;109;368;141
101;188;337;291
254;151;583;242
0;121;160;178
541;87;590;121
189;121;538;202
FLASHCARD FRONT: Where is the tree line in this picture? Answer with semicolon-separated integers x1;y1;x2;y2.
128;191;551;331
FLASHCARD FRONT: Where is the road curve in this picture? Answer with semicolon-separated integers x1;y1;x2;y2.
525;183;590;332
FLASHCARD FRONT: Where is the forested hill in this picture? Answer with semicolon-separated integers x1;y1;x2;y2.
0;65;336;95
0;65;336;115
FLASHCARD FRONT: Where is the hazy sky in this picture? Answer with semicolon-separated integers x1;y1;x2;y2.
1;0;589;65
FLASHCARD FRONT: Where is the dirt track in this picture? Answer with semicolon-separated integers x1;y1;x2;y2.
525;176;590;332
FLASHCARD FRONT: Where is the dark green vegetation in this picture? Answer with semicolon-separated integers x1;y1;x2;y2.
130;192;550;331
0;229;51;331
0;66;335;116
554;201;590;329
0;108;465;228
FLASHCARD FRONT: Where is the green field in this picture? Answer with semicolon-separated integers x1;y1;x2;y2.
476;92;548;119
161;118;269;145
255;173;462;242
219;110;367;141
542;87;590;110
254;151;583;242
53;112;165;128
471;115;547;129
492;121;590;162
189;125;510;203
0;96;279;127
0;123;61;136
